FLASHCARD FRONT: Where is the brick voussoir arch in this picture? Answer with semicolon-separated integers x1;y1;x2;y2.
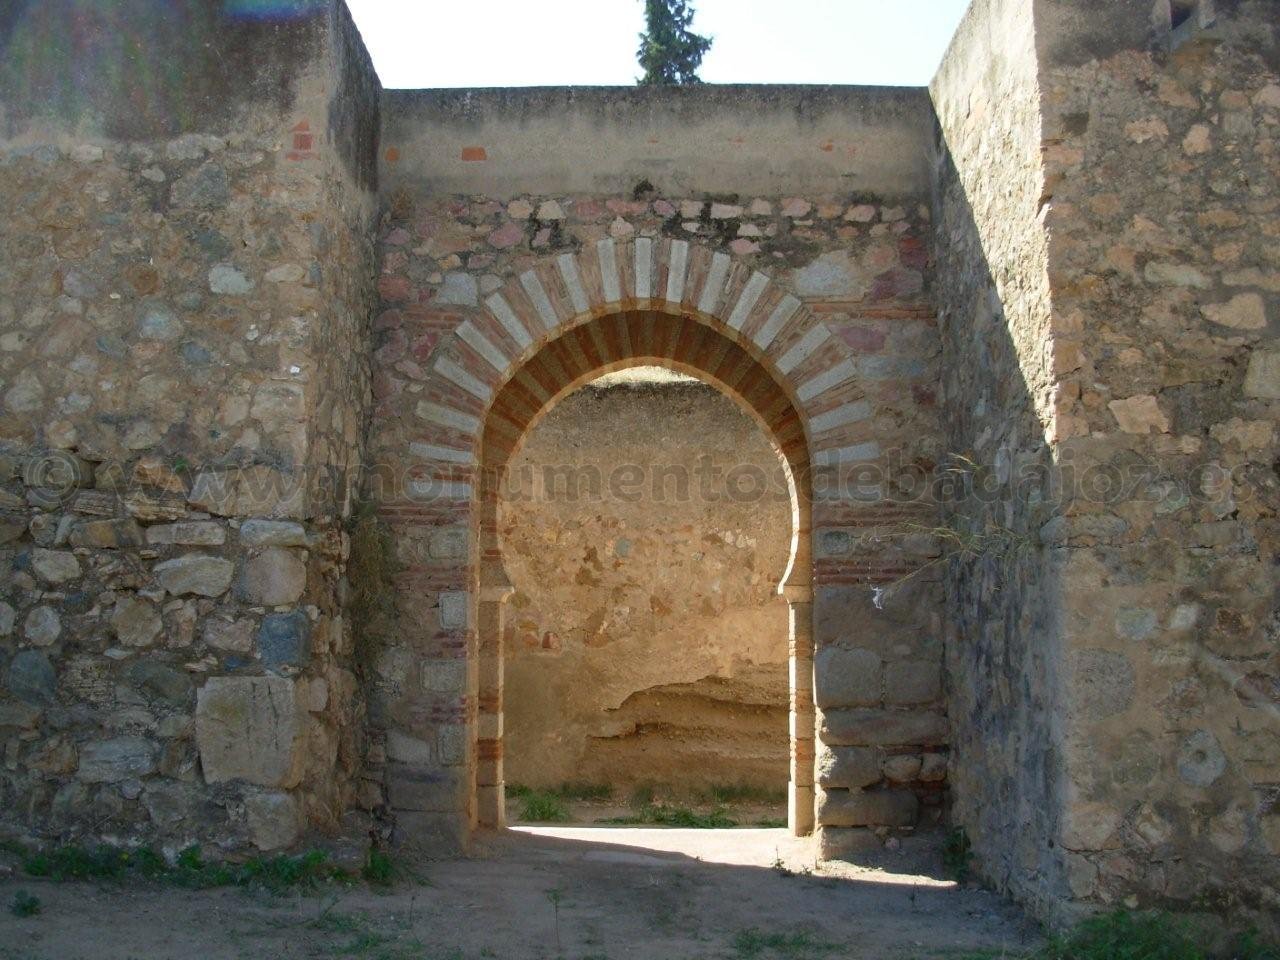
404;237;860;843
422;237;864;475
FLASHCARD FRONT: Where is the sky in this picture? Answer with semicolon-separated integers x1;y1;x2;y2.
344;0;973;89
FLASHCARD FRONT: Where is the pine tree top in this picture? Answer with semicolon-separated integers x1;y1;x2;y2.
637;0;712;86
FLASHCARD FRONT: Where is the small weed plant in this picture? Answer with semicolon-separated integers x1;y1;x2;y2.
13;842;393;894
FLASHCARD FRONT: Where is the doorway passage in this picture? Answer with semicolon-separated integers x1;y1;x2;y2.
498;367;794;828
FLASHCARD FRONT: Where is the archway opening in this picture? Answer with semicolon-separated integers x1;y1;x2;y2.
474;309;815;837
498;365;793;827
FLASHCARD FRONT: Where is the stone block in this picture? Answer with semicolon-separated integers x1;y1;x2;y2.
391;811;469;857
111;596;162;647
203;617;254;653
1067;649;1135;722
819;708;948;747
245;790;300;851
386;764;466;813
814;647;882;708
438;724;467;765
884;661;942;705
239;519;307;547
69;518;144;548
816;745;881;788
817;787;918;827
1177;729;1226;787
146;522;226;546
881;754;923;782
0;700;41;728
188;465;304;519
170;162;229;209
24;606;61;646
428;526;468;559
258;610;311;668
439;591;469;630
155;554;234;597
436;272;478;305
127;661;192;703
1061;801;1121;851
142;781;205;830
919;753;947;782
386;729;434;765
1108;395;1169;434
818;826;881;860
195;676;306;787
422;659;467;694
78;736;157;782
30;548;80;584
6;650;56;705
236;547;306;606
1243;350;1280;399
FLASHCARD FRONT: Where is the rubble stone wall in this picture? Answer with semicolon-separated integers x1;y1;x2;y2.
933;0;1280;934
0;1;380;853
1034;0;1280;930
930;0;1067;919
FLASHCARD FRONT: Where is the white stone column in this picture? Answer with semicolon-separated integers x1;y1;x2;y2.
785;584;816;836
476;583;513;828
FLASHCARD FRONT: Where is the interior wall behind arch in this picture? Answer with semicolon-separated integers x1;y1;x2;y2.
499;375;792;793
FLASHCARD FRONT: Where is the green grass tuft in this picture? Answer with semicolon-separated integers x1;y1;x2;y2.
362;849;395;886
519;789;572;822
733;927;834;957
1039;910;1214;960
557;781;612;801
924;912;1280;960
9;890;40;918
15;843;383;894
605;803;738;828
703;783;788;805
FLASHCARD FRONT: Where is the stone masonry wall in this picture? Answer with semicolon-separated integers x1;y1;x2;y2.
368;112;949;846
499;378;791;793
930;0;1067;919
0;2;379;854
1033;0;1280;931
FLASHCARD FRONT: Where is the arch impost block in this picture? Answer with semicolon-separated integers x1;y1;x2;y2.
479;584;515;603
781;582;814;604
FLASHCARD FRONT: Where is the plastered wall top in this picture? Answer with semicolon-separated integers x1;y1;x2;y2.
380;85;934;198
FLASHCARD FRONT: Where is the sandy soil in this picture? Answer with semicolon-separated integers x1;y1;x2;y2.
0;827;1041;960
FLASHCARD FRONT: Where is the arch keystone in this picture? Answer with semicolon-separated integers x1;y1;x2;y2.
633;237;654;300
665;238;690;304
596;238;622;304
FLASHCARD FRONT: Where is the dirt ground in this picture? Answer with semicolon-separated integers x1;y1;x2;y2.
0;827;1041;960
